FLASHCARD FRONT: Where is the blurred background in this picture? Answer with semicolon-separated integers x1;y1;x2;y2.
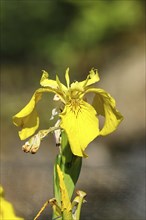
1;1;145;220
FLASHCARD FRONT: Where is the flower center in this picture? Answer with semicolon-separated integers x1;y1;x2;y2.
69;98;81;115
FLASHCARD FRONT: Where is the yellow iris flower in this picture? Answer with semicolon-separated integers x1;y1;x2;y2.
13;68;123;157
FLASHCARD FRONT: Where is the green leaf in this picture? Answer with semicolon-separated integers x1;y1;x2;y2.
53;131;82;219
60;131;82;199
53;154;62;219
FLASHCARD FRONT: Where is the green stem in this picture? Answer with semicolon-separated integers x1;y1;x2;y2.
53;131;82;220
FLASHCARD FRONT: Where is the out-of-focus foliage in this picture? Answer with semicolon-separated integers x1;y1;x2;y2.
1;0;143;68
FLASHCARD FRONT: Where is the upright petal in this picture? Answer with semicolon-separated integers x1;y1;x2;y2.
85;69;100;86
40;70;59;89
40;70;67;93
86;88;123;136
60;101;99;157
65;68;70;88
13;88;53;140
56;75;67;92
77;69;100;89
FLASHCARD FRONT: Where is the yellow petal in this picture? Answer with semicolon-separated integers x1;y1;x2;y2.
13;88;53;140
77;68;100;89
65;67;70;88
60;101;99;157
70;81;84;92
86;69;100;86
56;75;67;92
41;70;67;92
40;70;59;89
0;186;24;220
86;88;123;136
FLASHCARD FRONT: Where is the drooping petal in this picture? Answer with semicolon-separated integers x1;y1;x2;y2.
13;88;53;140
60;101;99;157
86;88;123;136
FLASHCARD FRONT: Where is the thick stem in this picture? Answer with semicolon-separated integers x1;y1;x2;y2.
53;131;82;219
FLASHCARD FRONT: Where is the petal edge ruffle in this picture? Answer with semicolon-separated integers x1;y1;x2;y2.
85;88;123;136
